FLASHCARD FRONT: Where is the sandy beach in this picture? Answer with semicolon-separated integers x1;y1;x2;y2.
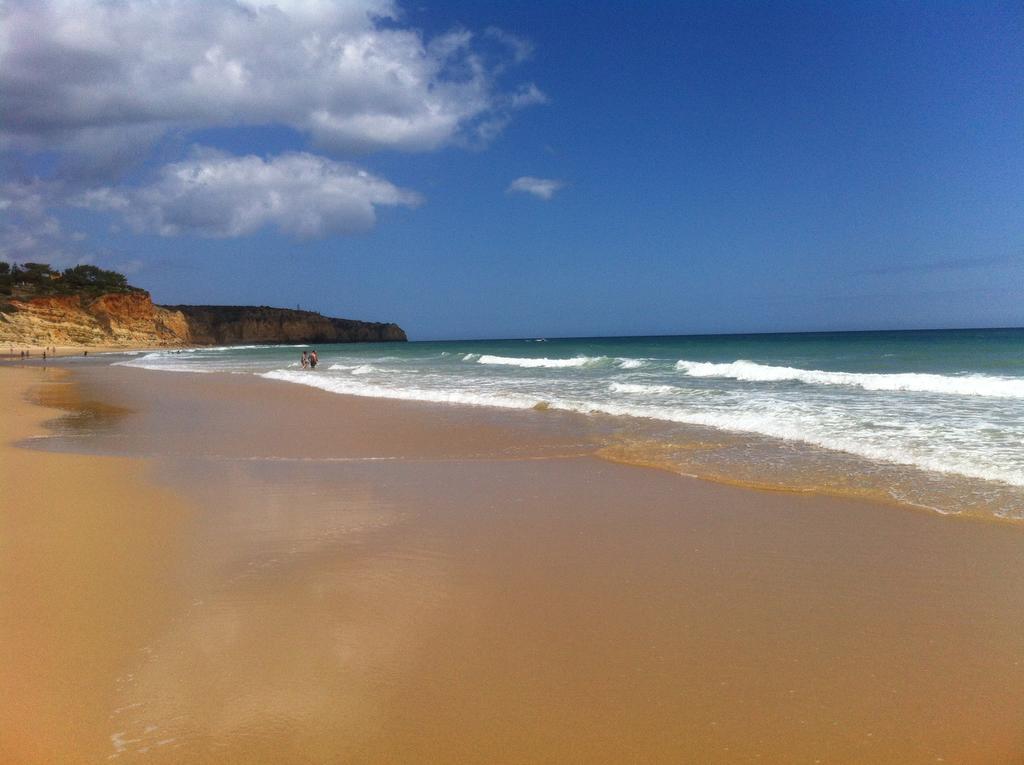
0;365;191;763
3;361;1024;763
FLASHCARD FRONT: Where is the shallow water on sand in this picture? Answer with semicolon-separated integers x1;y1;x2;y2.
112;329;1024;520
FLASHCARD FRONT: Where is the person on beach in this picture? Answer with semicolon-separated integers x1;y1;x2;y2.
301;351;309;369
310;350;318;369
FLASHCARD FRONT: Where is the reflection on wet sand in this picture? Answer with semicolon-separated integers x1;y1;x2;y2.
105;455;1024;764
107;461;452;762
0;368;190;764
27;371;134;436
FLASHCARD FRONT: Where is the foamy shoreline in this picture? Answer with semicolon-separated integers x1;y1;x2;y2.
108;336;1024;520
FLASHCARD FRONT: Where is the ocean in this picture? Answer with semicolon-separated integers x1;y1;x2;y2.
115;328;1024;520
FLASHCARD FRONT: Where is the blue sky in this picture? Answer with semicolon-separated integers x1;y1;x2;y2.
2;0;1021;339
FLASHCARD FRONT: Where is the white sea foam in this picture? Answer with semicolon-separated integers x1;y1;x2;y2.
258;369;1024;489
260;370;540;409
609;382;676;395
190;344;306;352
615;358;646;369
476;354;604;368
675;359;1024;398
117;363;216;373
586;400;1024;488
327;363;377;374
113;353;217;373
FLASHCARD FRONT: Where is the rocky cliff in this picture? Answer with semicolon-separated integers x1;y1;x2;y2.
0;293;406;348
163;305;407;345
0;292;190;347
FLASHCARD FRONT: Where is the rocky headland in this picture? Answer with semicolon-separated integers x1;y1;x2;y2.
0;263;406;348
164;304;407;345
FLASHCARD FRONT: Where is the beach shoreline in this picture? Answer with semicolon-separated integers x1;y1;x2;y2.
103;333;1024;522
4;363;1024;763
0;343;192;361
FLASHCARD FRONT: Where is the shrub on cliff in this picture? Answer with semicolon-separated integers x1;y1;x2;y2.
0;261;139;302
61;265;130;291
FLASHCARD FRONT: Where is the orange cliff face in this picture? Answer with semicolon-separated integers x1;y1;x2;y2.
0;291;191;348
0;292;407;349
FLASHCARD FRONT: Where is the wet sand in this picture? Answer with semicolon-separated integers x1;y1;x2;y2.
1;344;170;361
0;366;191;763
3;364;1024;763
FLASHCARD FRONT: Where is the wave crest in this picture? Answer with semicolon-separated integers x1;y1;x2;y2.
675;360;1024;398
475;355;605;368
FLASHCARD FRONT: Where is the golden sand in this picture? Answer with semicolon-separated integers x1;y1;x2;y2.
0;366;190;763
3;364;1024;763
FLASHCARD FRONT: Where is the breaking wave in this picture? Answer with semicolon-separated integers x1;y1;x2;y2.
675;360;1024;398
475;355;606;368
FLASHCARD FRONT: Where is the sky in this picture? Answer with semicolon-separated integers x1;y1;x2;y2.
1;0;1022;340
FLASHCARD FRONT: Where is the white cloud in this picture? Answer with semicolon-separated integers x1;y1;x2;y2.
76;150;422;239
507;176;564;201
0;0;544;173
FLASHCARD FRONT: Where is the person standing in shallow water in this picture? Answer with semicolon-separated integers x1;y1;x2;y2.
301;351;309;369
310;350;318;369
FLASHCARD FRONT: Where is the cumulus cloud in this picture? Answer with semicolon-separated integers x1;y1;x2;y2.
0;0;545;172
75;150;422;239
507;176;564;201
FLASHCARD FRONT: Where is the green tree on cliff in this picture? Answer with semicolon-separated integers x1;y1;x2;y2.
62;264;129;290
0;261;136;301
19;262;58;284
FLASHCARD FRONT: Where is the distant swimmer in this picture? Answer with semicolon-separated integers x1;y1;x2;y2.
310;350;318;369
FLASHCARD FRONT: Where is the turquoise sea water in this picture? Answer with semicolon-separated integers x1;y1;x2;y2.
116;328;1024;519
